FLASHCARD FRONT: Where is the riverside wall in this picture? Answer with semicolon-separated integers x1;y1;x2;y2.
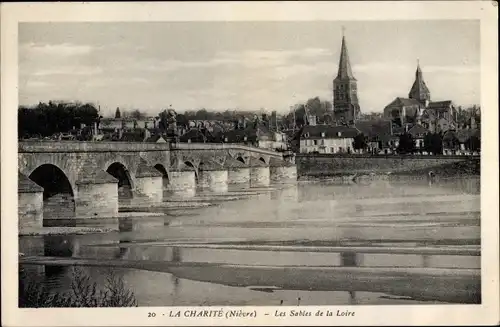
296;154;480;178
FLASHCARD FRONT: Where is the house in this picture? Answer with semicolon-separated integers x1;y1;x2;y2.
298;125;359;154
179;128;209;143
99;117;159;131
354;119;393;153
455;128;480;154
408;124;429;150
222;125;288;151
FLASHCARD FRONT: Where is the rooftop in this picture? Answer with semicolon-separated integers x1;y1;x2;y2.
300;125;359;139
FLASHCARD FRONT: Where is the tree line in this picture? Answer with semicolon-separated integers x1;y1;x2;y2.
352;131;479;154
19;101;101;139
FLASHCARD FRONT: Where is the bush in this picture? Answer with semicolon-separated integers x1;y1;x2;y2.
19;266;138;307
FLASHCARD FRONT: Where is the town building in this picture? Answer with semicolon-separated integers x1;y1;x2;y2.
298;125;359;154
222;125;288;151
332;31;361;126
354;119;394;153
407;124;428;150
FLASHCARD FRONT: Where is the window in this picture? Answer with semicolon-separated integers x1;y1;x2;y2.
337;132;342;137
320;139;325;145
321;132;325;138
313;140;318;146
224;137;228;142
187;139;191;143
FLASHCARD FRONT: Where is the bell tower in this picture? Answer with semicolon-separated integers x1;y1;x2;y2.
333;27;360;125
409;59;431;106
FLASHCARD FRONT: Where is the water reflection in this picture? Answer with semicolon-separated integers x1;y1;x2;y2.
19;177;480;306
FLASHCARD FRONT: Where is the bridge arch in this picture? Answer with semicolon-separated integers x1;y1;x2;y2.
154;163;170;189
259;157;267;164
28;163;75;221
184;160;198;181
106;162;134;199
236;156;246;164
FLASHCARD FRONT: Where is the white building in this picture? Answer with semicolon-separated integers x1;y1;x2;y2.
299;125;359;154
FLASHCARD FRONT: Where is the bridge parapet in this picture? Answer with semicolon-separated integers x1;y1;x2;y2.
19;141;170;153
170;142;283;158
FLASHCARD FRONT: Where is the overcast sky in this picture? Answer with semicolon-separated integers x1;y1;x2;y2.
19;20;479;116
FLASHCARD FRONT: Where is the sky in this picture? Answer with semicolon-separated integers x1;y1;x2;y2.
19;20;480;117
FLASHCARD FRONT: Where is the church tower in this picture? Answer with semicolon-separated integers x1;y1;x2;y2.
408;60;431;106
333;29;360;125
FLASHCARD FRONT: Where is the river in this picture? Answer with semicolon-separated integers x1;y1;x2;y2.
19;176;481;306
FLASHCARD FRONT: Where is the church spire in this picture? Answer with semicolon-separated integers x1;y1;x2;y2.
409;59;430;104
336;28;355;80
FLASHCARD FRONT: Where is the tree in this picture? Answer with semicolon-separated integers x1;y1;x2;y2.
352;133;367;152
18;101;99;139
424;132;443;155
397;133;415;154
176;113;189;128
115;107;121;119
467;135;480;152
130;109;146;120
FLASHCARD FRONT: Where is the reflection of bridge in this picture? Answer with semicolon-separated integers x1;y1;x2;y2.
18;141;297;228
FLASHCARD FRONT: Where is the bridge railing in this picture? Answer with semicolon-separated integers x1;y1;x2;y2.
18;140;284;157
170;142;284;157
18;141;170;152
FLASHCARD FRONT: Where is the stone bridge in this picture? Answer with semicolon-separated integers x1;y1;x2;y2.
18;141;297;228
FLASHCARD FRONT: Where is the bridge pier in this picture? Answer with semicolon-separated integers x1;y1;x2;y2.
75;171;119;218
199;170;229;193
269;158;297;183
168;169;197;197
18;173;44;229
225;158;251;187
134;162;163;203
198;161;229;193
249;158;270;187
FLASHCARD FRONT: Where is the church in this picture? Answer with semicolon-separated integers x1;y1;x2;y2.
383;62;457;133
332;32;361;126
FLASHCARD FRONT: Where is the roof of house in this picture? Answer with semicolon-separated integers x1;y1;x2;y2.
385;97;421;108
455;128;480;143
179;129;207;142
118;131;145;142
144;135;166;143
223;129;258;143
300;125;359;139
428;100;453;110
408;124;429;137
354;119;393;142
392;126;405;135
18;173;44;193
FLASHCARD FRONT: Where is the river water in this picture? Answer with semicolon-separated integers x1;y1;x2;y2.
19;176;481;306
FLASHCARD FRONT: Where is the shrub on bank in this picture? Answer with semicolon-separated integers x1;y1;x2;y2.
19;266;138;307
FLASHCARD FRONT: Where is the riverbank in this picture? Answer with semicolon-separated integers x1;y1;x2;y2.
19;226;118;236
296;154;480;178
